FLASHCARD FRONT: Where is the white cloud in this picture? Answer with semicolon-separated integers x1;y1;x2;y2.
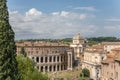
9;8;97;40
52;12;60;16
105;18;120;22
26;8;42;16
74;6;96;11
60;11;69;17
79;14;87;20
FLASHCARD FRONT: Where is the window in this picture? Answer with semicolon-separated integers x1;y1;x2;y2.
54;56;56;62
45;57;47;63
36;51;38;54
32;57;34;60
95;57;97;59
37;66;39;70
55;51;57;53
49;56;52;62
36;57;39;63
41;57;43;63
101;57;104;60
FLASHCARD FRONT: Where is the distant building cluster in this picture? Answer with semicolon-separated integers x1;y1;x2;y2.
16;34;120;80
82;42;120;80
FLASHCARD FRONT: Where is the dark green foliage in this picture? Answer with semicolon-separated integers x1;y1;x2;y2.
87;41;98;46
88;36;119;43
20;47;27;57
0;0;20;80
16;38;72;45
87;36;120;46
17;55;49;80
81;68;90;77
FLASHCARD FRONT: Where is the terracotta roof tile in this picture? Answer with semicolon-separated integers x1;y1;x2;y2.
101;42;120;45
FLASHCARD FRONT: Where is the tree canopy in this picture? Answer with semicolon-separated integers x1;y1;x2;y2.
0;0;20;79
17;55;49;80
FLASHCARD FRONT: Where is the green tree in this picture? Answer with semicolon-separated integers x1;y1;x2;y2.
0;0;20;79
81;68;90;77
20;47;27;57
17;55;49;80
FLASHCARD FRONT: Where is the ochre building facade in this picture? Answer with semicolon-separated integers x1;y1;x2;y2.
101;48;120;80
16;41;73;72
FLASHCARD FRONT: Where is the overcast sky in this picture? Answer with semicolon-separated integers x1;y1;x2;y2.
7;0;120;40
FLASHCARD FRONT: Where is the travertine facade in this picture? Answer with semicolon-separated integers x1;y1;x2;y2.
70;34;86;66
16;41;73;72
101;48;120;80
82;45;106;80
102;42;120;53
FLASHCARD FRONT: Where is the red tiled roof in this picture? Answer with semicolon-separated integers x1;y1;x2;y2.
101;42;120;45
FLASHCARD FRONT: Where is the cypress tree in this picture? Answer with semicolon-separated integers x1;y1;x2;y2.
0;0;20;79
20;47;27;57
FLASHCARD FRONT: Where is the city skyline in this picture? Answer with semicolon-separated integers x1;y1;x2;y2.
8;0;120;40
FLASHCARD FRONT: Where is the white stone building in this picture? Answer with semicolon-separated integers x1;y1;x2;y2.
101;42;120;53
101;48;120;80
70;34;86;63
82;45;106;80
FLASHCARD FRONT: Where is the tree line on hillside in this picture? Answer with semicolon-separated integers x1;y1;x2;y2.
17;37;120;46
87;37;120;46
17;38;72;44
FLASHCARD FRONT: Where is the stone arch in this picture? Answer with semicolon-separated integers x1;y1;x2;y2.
53;56;56;62
49;56;52;62
49;66;52;72
53;65;56;71
41;66;43;72
61;65;63;70
81;68;90;77
41;57;43;63
57;65;59;71
45;56;47;63
45;66;47;72
57;56;59;62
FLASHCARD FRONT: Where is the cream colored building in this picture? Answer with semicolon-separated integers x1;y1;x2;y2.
101;48;120;80
82;45;106;80
16;41;73;72
70;34;86;65
101;42;120;53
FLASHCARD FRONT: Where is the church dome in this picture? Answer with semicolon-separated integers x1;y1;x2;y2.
73;33;84;40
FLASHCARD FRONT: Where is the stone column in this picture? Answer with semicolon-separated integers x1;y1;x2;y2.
55;65;57;71
47;56;49;63
47;66;49;72
62;65;64;70
52;65;54;72
43;56;45;63
52;56;54;63
56;56;57;63
59;56;61;63
59;64;61;71
43;66;45;72
39;57;41;63
67;51;73;70
34;56;36;62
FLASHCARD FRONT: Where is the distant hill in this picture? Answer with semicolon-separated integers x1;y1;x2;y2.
16;38;72;44
87;36;120;46
16;36;120;46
